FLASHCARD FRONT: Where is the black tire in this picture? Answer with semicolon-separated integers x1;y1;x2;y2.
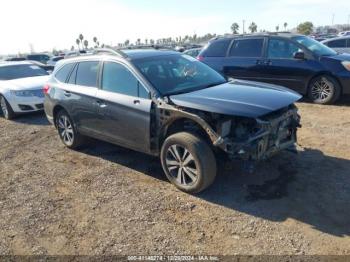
55;110;85;149
307;75;341;104
0;95;15;120
160;132;217;194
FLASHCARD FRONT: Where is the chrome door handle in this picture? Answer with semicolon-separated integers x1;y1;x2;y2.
133;100;140;105
96;100;107;108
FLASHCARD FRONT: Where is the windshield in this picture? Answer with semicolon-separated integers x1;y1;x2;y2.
0;64;48;80
292;36;337;56
133;54;227;95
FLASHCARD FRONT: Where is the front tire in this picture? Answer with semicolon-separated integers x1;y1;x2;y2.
160;132;217;194
0;95;15;120
308;75;340;104
55;110;84;149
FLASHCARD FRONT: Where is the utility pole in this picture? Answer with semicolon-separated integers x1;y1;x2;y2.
332;14;335;26
348;14;350;27
242;20;246;34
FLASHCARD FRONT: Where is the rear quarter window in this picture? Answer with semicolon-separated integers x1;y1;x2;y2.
55;63;75;82
201;39;231;57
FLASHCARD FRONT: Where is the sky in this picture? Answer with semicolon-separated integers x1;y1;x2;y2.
1;0;349;54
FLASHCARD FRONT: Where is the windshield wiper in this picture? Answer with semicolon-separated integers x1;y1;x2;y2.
165;81;227;96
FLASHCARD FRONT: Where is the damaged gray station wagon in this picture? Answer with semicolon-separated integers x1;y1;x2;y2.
44;48;301;193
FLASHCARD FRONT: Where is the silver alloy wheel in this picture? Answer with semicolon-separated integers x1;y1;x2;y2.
0;96;8;118
165;144;198;186
57;115;74;145
311;77;334;102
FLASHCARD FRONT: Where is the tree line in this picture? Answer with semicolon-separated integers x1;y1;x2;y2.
72;20;345;52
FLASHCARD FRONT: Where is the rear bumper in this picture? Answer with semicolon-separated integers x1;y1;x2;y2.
46;114;54;125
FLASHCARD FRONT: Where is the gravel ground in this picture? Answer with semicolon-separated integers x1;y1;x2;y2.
0;101;349;255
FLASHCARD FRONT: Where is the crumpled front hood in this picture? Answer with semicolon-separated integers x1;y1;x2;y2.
169;80;302;118
2;75;49;91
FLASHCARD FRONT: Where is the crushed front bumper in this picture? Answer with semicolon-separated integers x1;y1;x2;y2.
223;106;301;161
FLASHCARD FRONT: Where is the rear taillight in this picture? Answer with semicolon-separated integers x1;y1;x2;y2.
196;55;204;61
43;84;50;94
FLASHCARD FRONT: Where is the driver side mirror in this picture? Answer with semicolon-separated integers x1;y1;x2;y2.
293;51;305;60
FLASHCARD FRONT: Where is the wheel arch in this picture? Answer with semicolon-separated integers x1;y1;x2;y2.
52;104;70;127
158;115;218;153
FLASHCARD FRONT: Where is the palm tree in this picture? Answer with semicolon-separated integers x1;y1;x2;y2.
249;22;258;33
231;23;240;34
284;22;288;31
76;39;80;50
93;37;98;48
124;39;130;46
276;25;280;32
83;40;88;49
79;34;84;44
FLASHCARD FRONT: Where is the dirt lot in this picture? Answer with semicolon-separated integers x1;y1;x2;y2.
0;100;350;255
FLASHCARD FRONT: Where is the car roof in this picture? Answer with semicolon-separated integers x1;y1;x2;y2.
322;36;350;42
211;32;303;42
184;48;202;51
122;49;179;59
0;61;34;67
59;49;179;64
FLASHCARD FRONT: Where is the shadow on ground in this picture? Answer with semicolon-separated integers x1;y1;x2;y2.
12;111;50;126
79;140;350;238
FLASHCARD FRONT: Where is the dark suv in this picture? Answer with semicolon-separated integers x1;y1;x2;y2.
44;48;301;193
198;33;350;104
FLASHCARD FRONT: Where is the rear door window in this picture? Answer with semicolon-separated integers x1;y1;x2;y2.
75;61;99;87
267;38;300;59
55;63;75;82
202;39;231;57
229;38;264;57
327;39;347;48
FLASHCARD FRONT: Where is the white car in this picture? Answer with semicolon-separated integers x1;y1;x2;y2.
0;62;49;120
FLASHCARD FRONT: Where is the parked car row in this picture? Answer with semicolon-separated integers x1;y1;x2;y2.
5;53;65;66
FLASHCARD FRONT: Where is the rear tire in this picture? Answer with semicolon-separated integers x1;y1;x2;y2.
0;95;15;120
307;75;341;104
55;110;85;149
160;132;217;194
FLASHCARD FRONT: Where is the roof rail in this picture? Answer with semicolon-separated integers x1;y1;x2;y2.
92;48;128;58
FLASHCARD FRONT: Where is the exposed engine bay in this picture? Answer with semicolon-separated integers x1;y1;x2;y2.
156;101;301;162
